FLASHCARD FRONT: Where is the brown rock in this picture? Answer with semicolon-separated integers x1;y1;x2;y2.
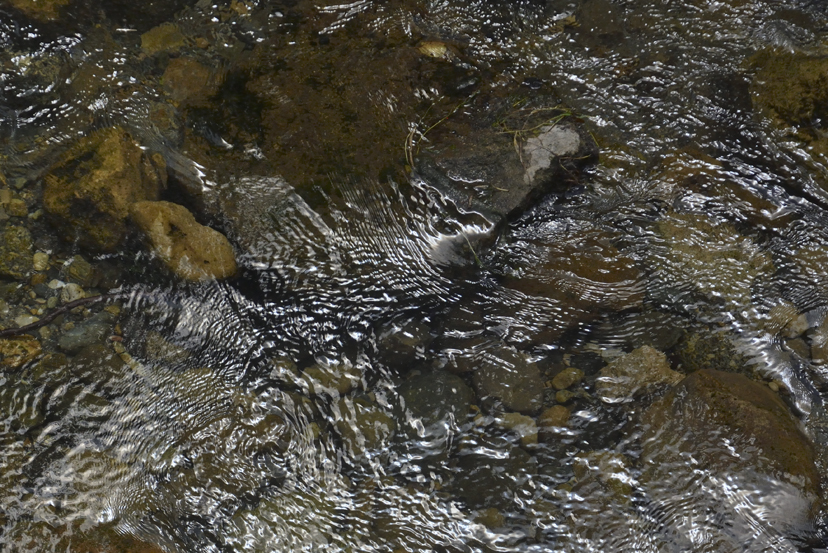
551;367;584;391
642;369;819;495
43;127;165;252
538;405;569;430
0;335;42;369
130;201;237;281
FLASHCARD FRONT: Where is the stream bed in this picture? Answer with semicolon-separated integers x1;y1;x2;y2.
2;0;828;551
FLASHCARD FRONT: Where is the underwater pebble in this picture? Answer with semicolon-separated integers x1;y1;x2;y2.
60;283;84;304
32;252;49;271
14;314;38;327
46;296;58;309
47;279;65;289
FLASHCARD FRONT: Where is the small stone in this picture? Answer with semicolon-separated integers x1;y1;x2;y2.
38;326;51;339
6;199;27;217
555;389;575;404
27;209;42;220
14;314;38;327
497;412;539;447
60;283;85;304
596;345;683;403
62;255;96;287
551;367;584;391
539;405;570;430
768;381;779;392
474;508;505;529
104;305;121;316
30;273;47;286
302;359;360;396
46;296;58;309
48;279;65;289
140;22;186;56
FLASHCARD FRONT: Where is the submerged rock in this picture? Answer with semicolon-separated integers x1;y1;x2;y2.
397;370;474;437
596;345;682;403
6;0;71;21
43;127;166;252
640;369;821;540
471;344;544;414
0;225;34;279
416;113;598;227
162;57;223;108
130;201;237;281
453;438;537;509
334;397;396;457
0;335;42;369
649;212;773;315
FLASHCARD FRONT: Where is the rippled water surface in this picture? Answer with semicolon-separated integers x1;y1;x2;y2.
3;0;828;551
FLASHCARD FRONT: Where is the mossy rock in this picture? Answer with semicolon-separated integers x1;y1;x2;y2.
0;335;41;370
43;127;166;252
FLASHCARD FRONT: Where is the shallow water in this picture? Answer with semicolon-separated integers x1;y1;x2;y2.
2;0;828;551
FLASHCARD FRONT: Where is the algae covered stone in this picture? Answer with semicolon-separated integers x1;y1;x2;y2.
0;225;34;279
130;201;237;281
0;335;42;369
43;127;166;252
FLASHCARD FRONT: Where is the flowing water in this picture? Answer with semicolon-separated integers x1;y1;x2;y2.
2;0;828;551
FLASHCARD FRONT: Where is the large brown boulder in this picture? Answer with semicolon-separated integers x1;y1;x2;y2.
130;201;237;281
43;127;166;252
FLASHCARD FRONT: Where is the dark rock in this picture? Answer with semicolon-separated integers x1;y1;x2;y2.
471;344;544;414
397;370;474;437
452;437;537;509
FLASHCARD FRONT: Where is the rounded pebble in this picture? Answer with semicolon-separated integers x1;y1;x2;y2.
61;283;85;304
32;252;49;271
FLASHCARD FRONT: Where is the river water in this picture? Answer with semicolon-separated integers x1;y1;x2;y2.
2;0;828;551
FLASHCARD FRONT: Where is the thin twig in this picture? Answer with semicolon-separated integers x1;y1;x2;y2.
0;292;125;338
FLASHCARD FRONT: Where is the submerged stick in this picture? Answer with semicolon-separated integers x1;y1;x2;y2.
0;292;124;338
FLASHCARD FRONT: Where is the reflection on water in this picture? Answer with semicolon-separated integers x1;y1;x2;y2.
2;0;828;551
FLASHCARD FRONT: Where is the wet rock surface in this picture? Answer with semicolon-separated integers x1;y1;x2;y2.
596;345;683;403
130;200;237;280
43;127;166;252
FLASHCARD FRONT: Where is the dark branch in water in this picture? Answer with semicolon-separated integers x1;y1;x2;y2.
0;292;125;338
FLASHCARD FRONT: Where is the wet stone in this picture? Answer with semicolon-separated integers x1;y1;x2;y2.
60;283;85;304
471;345;544;414
141;22;186;56
58;311;116;355
0;225;34;279
32;252;49;272
62;254;97;287
334;397;396;457
674;329;752;375
42;127;166;252
301;358;360;397
398;370;474;437
452;438;537;509
640;369;821;541
551;367;584;391
162;57;223;108
596;345;682;404
0;336;42;369
496;412;538;448
130;201;237;281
